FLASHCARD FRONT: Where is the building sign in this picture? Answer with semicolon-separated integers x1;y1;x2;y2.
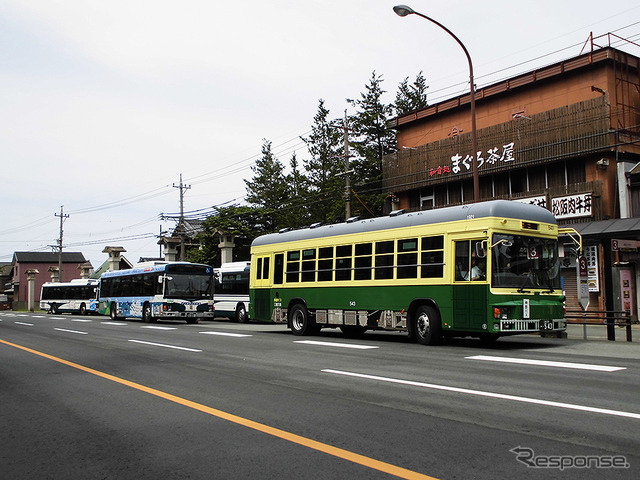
612;239;640;251
551;193;592;219
515;193;593;220
450;142;515;174
584;245;599;292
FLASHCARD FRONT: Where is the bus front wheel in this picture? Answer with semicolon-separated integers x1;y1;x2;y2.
79;303;87;316
414;305;441;346
290;304;313;336
110;303;118;320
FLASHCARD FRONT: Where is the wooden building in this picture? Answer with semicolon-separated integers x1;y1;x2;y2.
383;38;640;318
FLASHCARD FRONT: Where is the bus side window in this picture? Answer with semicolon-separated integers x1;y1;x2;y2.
256;258;263;280
274;254;284;284
262;256;270;280
455;241;470;281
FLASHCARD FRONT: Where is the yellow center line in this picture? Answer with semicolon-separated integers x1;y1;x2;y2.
0;338;437;480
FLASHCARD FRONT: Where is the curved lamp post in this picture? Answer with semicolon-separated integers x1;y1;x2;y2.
393;4;480;203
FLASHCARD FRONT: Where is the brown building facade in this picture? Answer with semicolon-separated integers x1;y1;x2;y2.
383;42;640;320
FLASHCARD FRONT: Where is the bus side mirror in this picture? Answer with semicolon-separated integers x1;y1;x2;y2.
476;241;487;258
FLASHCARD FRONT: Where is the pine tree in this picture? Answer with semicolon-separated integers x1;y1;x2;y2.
347;71;397;217
395;71;429;115
301;99;345;223
244;139;290;232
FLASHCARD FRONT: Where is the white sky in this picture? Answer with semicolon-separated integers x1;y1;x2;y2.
2;0;639;269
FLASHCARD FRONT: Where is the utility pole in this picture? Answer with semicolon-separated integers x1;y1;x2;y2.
172;174;191;261
54;206;69;282
334;110;354;219
343;110;352;219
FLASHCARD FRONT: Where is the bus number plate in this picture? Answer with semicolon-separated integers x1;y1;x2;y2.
539;320;554;331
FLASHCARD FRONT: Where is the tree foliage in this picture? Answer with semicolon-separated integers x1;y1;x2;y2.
394;71;429;115
191;70;428;263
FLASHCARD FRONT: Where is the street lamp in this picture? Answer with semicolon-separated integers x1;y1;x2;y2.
393;5;480;203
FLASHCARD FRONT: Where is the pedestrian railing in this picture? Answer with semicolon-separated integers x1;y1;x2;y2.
565;310;638;342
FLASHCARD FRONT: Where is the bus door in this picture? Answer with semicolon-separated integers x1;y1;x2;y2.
253;254;272;319
453;240;487;330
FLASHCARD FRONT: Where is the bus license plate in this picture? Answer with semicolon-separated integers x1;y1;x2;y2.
539;320;554;331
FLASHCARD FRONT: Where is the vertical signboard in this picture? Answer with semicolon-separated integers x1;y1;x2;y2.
620;269;634;315
577;255;589;311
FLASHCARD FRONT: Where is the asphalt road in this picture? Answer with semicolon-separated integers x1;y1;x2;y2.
1;311;639;480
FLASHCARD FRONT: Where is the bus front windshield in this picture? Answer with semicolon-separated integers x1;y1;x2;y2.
491;233;560;291
165;274;213;300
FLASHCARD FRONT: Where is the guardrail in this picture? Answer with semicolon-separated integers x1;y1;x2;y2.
565;310;638;342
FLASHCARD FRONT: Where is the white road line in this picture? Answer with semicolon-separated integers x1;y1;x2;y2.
140;326;177;331
15;321;34;326
71;319;93;323
323;369;640;420
295;340;379;350
128;339;202;352
54;328;88;335
50;316;66;320
199;331;252;338
101;321;128;326
32;315;45;318
465;355;626;372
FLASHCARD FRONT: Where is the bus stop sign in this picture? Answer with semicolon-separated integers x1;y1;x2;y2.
577;255;589;310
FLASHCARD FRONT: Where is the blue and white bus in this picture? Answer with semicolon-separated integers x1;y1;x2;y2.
214;261;250;322
40;279;99;315
98;261;215;323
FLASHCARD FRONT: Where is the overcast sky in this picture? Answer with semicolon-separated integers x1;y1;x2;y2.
2;0;639;269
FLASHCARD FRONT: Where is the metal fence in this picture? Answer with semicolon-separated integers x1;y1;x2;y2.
565;310;637;341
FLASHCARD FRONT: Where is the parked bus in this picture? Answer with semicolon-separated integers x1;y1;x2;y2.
213;261;250;322
40;279;99;315
249;200;580;345
98;261;215;323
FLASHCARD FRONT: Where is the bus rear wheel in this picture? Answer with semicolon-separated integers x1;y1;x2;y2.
79;303;87;316
414;305;441;346
290;304;313;336
143;303;153;323
235;304;247;323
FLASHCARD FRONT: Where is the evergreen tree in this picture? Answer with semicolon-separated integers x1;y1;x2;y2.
395;71;429;115
301;99;345;223
244;139;290;232
347;71;397;217
286;151;312;228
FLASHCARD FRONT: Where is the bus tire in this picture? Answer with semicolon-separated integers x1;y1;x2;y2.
110;303;118;320
289;303;313;336
414;304;441;346
79;303;87;316
236;304;247;323
143;303;153;323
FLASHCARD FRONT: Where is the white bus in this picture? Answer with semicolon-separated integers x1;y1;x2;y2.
214;261;250;322
40;279;99;315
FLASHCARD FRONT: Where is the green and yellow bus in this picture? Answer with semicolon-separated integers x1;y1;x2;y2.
249;200;579;345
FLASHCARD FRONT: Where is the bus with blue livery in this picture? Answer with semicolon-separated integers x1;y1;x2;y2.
98;261;215;323
40;279;99;315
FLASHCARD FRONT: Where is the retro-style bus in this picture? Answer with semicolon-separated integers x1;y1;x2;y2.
249;200;580;345
40;279;99;315
213;261;250;322
98;261;215;323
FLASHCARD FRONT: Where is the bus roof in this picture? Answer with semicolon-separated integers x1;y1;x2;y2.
251;200;556;247
219;261;251;273
100;261;213;279
42;279;99;287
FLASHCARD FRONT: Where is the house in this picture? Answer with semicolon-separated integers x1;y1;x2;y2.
10;252;87;309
